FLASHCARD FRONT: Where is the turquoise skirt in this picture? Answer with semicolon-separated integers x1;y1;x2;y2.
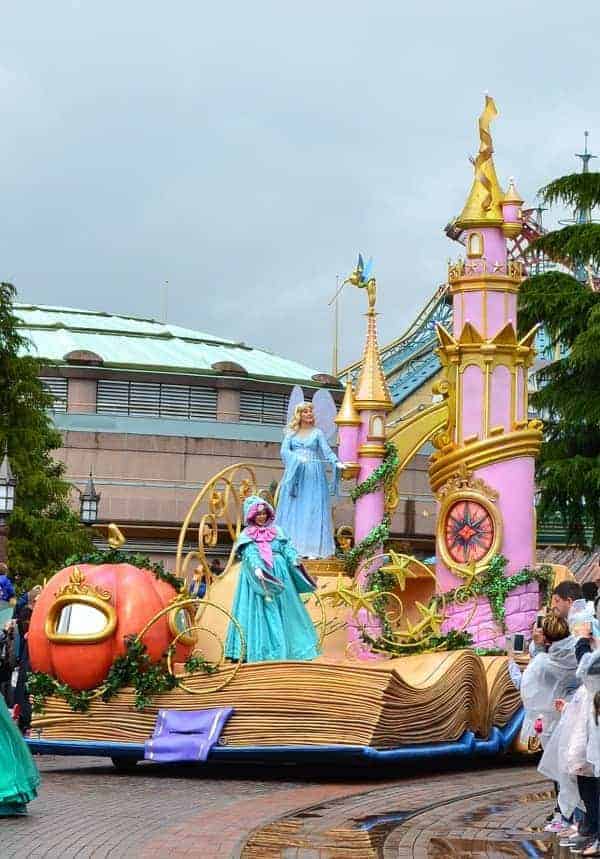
0;695;40;815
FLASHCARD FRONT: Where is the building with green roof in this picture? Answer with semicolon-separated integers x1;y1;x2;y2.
16;303;342;563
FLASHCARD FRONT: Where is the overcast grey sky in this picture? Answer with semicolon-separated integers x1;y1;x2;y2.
0;1;597;371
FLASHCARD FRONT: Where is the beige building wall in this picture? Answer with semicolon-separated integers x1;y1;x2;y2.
49;366;438;569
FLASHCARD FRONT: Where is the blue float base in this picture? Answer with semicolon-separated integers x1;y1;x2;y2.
26;710;524;766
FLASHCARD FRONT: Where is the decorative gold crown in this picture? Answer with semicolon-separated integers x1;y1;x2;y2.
55;566;111;602
435;462;498;503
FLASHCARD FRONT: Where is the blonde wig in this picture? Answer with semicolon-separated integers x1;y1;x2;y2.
287;402;314;433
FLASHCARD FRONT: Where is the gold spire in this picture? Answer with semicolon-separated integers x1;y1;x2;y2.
335;379;361;425
457;96;505;228
503;176;523;205
354;310;393;411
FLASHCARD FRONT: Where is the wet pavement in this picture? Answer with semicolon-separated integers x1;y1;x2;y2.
242;781;565;857
1;755;574;857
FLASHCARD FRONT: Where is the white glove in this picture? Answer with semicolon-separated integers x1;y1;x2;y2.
254;567;265;580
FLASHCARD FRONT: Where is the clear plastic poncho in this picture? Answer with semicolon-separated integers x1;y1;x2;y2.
519;635;578;747
538;684;590;817
577;649;600;777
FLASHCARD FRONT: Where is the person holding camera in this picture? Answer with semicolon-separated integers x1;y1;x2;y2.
530;581;583;658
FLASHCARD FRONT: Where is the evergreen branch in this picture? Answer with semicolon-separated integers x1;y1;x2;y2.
532;224;600;270
540;172;600;211
518;271;598;346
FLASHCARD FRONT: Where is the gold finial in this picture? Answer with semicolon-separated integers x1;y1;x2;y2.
107;523;126;549
457;95;505;228
503;176;523;205
335;380;361;426
354;310;393;411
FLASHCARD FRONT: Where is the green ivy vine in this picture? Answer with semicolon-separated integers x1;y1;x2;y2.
362;627;473;657
343;518;391;574
63;548;183;592
29;637;217;715
437;554;553;630
349;442;399;502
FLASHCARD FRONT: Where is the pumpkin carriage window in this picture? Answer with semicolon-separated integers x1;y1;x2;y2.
168;605;195;647
44;568;118;644
173;607;192;634
56;602;109;636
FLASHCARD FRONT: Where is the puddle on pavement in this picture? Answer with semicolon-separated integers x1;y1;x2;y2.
241;789;559;858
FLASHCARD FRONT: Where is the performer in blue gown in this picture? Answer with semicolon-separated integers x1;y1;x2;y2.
276;401;343;559
225;496;319;663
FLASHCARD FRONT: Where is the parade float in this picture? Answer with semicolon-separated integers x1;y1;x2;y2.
26;97;556;767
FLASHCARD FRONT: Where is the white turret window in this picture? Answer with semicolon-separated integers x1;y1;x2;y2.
368;415;385;438
467;232;483;258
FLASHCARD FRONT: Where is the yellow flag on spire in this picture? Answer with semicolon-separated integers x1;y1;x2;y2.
457;95;504;227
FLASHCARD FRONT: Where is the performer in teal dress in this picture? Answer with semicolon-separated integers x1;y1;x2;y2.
276;401;343;559
0;692;40;815
225;496;320;663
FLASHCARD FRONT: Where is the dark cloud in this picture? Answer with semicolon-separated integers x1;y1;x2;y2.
0;1;598;370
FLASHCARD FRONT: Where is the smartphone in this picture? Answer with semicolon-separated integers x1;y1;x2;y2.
536;614;544;628
512;633;525;652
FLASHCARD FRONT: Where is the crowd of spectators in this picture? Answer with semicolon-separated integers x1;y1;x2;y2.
519;580;600;856
0;563;41;735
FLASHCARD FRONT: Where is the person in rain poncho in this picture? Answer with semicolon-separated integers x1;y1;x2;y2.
520;612;578;748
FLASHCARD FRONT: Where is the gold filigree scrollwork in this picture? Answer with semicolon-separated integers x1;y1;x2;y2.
135;596;245;694
238;478;253;501
431;376;456;452
209;490;226;517
384;482;400;515
435;461;498;504
175;463;259;591
507;259;524;280
448;259;465;282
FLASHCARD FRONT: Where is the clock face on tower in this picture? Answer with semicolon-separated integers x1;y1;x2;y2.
443;498;495;565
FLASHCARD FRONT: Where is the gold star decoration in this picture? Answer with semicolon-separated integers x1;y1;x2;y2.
379;550;418;591
319;577;384;617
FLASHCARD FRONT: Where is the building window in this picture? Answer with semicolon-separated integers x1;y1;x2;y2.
239;391;288;425
467;232;483;258
41;377;68;413
369;415;385;438
96;380;217;420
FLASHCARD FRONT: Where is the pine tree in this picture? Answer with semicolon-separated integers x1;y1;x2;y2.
0;282;92;589
519;171;600;546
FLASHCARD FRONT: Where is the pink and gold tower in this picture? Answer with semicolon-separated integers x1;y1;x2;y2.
431;97;542;647
336;289;393;651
